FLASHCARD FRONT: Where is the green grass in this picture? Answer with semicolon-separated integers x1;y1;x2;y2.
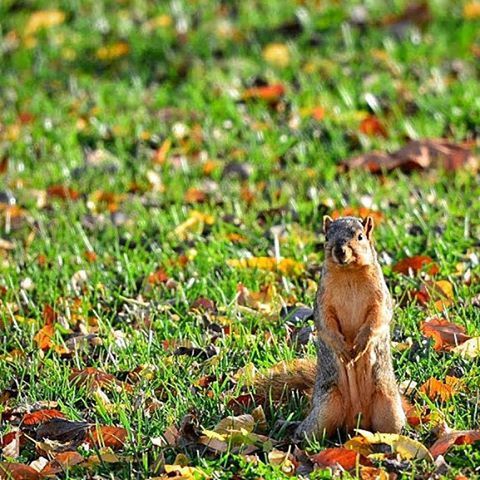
1;0;479;478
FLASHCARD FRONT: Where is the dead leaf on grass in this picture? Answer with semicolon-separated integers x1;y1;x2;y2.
419;376;465;402
393;255;439;276
342;139;476;174
420;318;470;351
430;429;480;457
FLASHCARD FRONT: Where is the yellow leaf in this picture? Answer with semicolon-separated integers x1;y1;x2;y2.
25;10;66;36
96;42;129;60
453;337;480;359
464;2;480;19
350;430;433;461
173;211;214;241
262;43;290;68
227;257;304;276
214;414;255;434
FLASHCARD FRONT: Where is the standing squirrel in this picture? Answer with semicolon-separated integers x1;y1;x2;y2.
256;216;405;439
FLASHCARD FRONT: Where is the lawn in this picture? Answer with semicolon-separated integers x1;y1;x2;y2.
0;0;479;478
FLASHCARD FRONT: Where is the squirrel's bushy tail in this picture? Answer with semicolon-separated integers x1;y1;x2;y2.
254;358;316;400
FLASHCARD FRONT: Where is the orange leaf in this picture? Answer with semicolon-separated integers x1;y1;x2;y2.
147;268;169;285
22;409;66;426
420;318;470;351
359;115;387;137
0;462;42;480
88;426;127;450
430;429;480;457
34;323;54;351
184;188;207;204
310;448;366;470
331;207;383;224
419;376;464;402
392;255;439;275
243;84;285;102
40;451;84;476
47;185;80;201
152;139;171;165
96;42;129;60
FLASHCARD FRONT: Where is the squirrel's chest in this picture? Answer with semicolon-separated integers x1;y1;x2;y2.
323;277;374;341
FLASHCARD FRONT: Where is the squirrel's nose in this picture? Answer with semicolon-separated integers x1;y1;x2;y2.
334;245;347;259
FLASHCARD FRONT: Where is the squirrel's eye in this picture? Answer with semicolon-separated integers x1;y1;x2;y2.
358;233;364;241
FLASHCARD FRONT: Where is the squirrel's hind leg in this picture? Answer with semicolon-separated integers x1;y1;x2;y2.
294;388;345;441
371;389;405;433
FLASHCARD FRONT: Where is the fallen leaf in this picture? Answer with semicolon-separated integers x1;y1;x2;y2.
452;336;480;359
0;462;42;480
430;429;480;457
22;409;66;426
47;185;80;201
228;257;304;276
96;42;129;60
419;376;465;402
36;418;88;449
184;188;207;204
25;10;66;36
310;448;365;470
213;415;255;435
267;449;297;474
342;139;476;174
69;367;131;393
393;255;439;276
152;139;172;165
262;43;290;68
40;451;84;476
420;318;470;351
34;324;55;351
413;280;454;310
381;1;431;29
173;210;214;241
347;430;433;461
88;426;127;450
359;466;389;479
464;2;480;19
359;115;387;137
243;84;285;102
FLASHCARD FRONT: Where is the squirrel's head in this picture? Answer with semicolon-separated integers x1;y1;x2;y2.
323;216;376;268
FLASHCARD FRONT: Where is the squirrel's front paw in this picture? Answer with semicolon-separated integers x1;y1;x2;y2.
352;331;370;360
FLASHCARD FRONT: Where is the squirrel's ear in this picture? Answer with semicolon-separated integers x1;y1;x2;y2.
362;216;374;239
323;215;333;234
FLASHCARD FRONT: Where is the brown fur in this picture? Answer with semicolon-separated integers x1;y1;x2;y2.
255;216;405;440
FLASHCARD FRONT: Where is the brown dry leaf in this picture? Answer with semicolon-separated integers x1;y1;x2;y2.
452;337;480;359
359;115;387;137
25;10;65;36
0;462;42;480
40;451;84;476
47;185;80;201
413;280;454;310
69;367;131;393
262;43;290;68
464;2;480;19
267;449;297;475
88;426;128;450
147;268;170;285
1;432;21;459
243;84;285;102
393;255;439;276
359;466;389;480
430;429;480;458
36;418;89;449
331;207;383;224
342;139;476;174
419;376;464;402
346;430;432;461
420;318;470;351
228;257;304;276
184;188;207;204
22;409;66;426
34;324;55;351
381;1;431;28
96;42;129;60
310;448;365;470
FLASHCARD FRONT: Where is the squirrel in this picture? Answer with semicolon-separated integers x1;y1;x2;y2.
255;216;406;440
